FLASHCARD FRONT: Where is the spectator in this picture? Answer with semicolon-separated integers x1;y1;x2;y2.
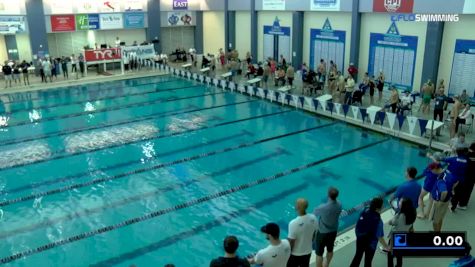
429;163;453;232
377;70;385;103
262;63;270;88
344;75;355;105
455;105;472;134
275;68;286;87
350;197;389;267
2;61;12;88
247;223;291;267
246;63;256;79
210;236;250;267
347;63;358;82
78;53;85;77
445;147;468;212
434;88;449;122
450;96;463;138
418;152;444;219
61;56;68;79
51;58;57;80
20;60;30;86
397;90;412;114
12;62;21;84
42;58;52;83
389;166;421;210
386;198;417;267
313;187;342;267
449;132;469;155
458;143;475;210
286;65;295;88
449;242;475;267
71;54;77;73
287;198;317;267
460;89;469;105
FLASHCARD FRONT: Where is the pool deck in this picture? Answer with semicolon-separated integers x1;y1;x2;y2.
1;63;474;266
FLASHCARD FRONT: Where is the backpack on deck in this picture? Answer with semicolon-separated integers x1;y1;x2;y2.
355;208;381;239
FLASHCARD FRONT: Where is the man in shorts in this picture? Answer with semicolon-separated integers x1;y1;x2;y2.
429;163;453;232
313;187;342;267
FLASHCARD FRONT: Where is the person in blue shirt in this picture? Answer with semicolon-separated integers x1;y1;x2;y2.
389;167;422;210
350;197;389;267
449;242;475;267
418;153;444;219
444;147;469;212
429;163;454;232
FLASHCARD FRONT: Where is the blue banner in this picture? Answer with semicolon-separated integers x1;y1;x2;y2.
309;18;346;73
368;22;418;91
124;13;145;28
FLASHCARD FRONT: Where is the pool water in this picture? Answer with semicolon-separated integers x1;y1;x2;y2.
0;75;429;266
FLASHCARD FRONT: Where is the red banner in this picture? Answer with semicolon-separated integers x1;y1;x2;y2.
51;15;75;32
84;48;122;62
373;0;414;13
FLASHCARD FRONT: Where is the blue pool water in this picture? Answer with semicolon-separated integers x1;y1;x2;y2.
0;75;429;266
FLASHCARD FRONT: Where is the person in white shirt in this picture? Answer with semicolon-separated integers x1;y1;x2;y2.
397;90;413;114
456;104;472;134
287;198;318;267
248;223;291;267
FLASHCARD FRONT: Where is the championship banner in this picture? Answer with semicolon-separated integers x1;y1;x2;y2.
121;44;155;59
0;16;26;34
85;48;121;62
51;15;75;32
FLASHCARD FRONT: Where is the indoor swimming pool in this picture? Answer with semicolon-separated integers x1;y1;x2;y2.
0;75;429;266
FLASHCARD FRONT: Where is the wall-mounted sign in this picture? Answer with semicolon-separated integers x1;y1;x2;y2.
172;0;188;10
99;13;123;29
49;1;73;14
263;17;291;62
309;18;346;73
311;0;340;11
0;0;22;15
167;12;192;26
100;0;121;13
262;0;285;11
124;12;144;28
449;40;475;97
51;15;76;32
373;0;414;13
76;0;98;13
76;14;100;30
124;0;143;12
122;44;155;59
84;48;121;62
0;16;26;34
368;22;418;91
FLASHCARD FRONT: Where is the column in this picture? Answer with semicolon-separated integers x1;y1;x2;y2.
147;0;162;53
250;0;258;63
349;0;361;71
5;36;19;61
25;0;49;57
421;22;444;87
194;12;204;54
226;11;236;51
292;11;303;69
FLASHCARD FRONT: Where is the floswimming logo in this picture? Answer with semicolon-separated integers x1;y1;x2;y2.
390;13;460;22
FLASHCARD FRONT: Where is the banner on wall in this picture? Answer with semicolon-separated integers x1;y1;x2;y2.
85;48;121;62
0;0;22;15
51;15;76;32
449;40;475;98
167;12;192;26
310;0;340;11
368;22;418;91
122;44;155;59
76;14;100;30
263;17;291;62
124;12;144;28
262;0;285;11
172;0;188;10
373;0;414;13
76;0;99;13
309;18;345;73
124;0;143;12
49;1;73;14
99;13;123;29
464;0;475;14
0;16;26;34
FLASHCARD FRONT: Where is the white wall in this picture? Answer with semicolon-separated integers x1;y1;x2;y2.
16;34;32;62
47;29;146;57
303;12;352;70
203;11;225;55
438;15;475;94
358;13;427;92
257;11;292;62
235;11;251;58
0;36;7;63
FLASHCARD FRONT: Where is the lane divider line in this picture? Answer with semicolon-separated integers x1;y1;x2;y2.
0;122;336;207
3;110;289;195
0;99;257;172
0;137;388;264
